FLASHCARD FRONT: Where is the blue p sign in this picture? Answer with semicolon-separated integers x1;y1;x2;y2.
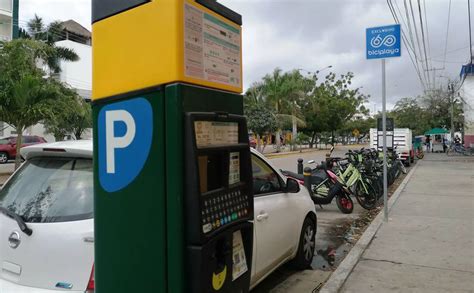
98;97;153;192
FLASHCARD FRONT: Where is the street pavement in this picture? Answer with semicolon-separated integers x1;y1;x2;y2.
339;153;474;293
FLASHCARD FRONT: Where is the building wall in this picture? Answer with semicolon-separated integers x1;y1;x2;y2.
0;0;12;41
56;40;92;99
459;74;474;147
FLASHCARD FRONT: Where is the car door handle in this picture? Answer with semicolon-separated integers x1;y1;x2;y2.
256;213;268;221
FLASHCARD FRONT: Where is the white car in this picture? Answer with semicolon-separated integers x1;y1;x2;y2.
0;141;316;292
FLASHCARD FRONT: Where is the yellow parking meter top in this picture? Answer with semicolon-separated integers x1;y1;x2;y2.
92;0;243;100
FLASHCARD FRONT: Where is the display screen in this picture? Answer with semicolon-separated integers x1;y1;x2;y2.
194;121;239;148
198;154;224;193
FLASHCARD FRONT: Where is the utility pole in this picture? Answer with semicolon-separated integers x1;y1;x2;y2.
449;83;455;141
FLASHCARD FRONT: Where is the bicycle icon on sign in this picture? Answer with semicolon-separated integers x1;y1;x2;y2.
370;34;396;48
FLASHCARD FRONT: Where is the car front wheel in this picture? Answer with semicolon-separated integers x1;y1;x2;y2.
0;152;8;164
290;217;316;269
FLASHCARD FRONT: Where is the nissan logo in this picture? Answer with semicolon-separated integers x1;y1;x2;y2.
8;231;21;249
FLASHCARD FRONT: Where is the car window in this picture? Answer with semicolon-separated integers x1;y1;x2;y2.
0;157;93;223
251;154;282;195
0;139;9;145
23;136;33;143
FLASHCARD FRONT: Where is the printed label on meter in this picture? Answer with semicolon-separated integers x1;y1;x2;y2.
229;152;240;185
184;3;242;88
232;230;248;281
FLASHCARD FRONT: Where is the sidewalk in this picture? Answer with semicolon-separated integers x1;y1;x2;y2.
337;153;474;292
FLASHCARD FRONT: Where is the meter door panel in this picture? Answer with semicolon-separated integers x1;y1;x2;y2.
184;112;254;292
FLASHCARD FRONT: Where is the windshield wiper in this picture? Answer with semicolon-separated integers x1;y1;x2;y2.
0;206;33;236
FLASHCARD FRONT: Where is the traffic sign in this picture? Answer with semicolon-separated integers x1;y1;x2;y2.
98;97;153;192
366;24;401;59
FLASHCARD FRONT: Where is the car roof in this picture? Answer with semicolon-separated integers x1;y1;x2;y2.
21;140;93;160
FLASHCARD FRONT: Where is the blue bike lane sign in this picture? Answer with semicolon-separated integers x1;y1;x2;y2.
366;24;401;59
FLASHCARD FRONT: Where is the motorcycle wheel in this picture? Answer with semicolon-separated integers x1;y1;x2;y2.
335;194;354;214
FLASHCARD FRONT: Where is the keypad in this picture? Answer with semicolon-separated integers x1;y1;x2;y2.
201;189;249;234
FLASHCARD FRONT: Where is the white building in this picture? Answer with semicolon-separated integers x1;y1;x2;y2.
0;0;12;41
0;20;92;141
459;63;474;147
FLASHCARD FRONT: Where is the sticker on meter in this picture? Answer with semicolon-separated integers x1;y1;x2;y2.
98;97;153;192
232;230;248;281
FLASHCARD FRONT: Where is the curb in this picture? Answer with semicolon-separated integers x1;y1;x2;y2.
319;161;420;293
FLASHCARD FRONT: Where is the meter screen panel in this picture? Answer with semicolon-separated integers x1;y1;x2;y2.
194;121;239;148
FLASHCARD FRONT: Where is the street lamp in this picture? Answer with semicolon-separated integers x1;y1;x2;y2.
297;65;333;75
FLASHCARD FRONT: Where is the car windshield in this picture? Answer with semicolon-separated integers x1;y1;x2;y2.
0;139;10;145
0;157;93;223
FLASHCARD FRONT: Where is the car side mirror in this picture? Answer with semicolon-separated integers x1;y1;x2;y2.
286;178;300;193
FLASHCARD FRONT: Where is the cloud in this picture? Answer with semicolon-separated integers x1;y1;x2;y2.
18;0;471;109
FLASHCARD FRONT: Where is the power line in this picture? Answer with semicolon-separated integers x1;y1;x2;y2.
442;0;452;69
409;0;430;89
386;0;427;90
417;0;431;89
423;0;434;87
469;0;473;63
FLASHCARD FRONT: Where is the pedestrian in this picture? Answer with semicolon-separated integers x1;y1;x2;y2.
454;135;461;145
425;135;431;152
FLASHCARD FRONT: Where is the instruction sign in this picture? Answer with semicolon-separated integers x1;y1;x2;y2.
194;121;239;147
184;3;242;88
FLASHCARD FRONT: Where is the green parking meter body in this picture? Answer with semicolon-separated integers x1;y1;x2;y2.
92;90;167;293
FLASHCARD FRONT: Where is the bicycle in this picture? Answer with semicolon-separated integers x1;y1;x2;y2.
446;143;474;156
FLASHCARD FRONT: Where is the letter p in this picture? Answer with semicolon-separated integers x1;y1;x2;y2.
105;110;136;174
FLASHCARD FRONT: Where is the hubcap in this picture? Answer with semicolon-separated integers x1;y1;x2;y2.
303;226;315;261
0;154;7;163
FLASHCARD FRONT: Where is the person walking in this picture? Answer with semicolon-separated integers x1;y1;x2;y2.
425;135;431;152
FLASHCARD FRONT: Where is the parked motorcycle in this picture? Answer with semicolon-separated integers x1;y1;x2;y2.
281;148;354;214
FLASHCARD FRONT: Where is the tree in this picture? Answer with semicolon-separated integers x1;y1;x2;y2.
0;39;77;169
22;15;79;74
244;103;277;152
256;68;310;151
43;90;92;141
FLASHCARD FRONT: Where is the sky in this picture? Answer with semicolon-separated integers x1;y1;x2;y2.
19;0;472;111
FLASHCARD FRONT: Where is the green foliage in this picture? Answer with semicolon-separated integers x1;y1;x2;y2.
0;39;79;168
244;68;368;148
43;90;92;141
244;103;277;138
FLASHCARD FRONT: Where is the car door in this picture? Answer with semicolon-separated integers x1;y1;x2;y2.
251;153;298;281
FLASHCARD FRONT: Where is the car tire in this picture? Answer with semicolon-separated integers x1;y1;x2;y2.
289;216;316;270
0;152;8;164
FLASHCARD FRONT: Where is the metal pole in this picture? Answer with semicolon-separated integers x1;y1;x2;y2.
382;59;388;222
450;84;454;141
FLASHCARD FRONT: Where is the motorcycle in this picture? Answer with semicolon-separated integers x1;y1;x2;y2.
281;147;354;214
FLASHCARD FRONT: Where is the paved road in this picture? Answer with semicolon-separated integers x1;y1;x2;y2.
340;153;474;292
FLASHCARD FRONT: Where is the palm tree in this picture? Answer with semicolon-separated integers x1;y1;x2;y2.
23;15;79;75
259;68;308;152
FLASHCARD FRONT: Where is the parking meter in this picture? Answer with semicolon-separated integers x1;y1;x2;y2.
92;0;252;292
